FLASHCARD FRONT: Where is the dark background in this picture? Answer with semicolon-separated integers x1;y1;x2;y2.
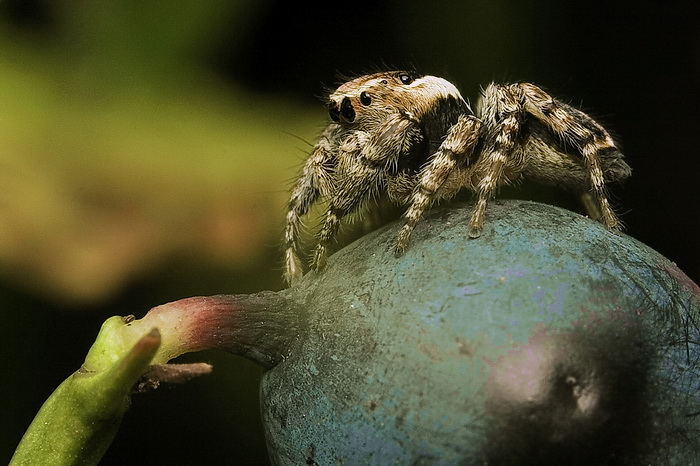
1;1;698;464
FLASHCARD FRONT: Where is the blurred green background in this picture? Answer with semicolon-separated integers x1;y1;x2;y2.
1;0;697;464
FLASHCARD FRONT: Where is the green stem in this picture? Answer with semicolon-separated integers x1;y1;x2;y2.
10;323;164;466
10;292;295;465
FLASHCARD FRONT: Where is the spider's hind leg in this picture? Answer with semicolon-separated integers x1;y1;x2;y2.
579;192;604;223
517;83;629;231
576;135;622;231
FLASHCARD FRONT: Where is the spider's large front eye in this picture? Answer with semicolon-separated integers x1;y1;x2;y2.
360;92;371;106
328;101;340;122
398;73;414;85
340;97;356;122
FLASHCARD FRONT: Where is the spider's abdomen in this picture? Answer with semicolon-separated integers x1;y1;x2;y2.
600;147;631;183
517;124;630;191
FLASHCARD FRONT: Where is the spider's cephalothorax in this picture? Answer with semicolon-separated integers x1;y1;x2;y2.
283;71;631;284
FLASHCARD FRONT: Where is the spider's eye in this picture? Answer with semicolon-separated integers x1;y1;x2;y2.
340;97;356;122
328;101;340;122
360;91;372;106
398;73;414;85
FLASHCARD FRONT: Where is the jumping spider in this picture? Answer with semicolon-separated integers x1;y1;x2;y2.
284;71;631;284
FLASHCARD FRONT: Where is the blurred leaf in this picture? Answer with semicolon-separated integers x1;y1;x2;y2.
0;1;320;304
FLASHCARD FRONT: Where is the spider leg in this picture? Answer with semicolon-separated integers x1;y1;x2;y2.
284;134;335;284
313;113;420;271
395;114;481;255
518;83;623;230
311;162;381;272
580;138;620;230
311;209;340;272
579;192;603;222
469;85;524;238
364;110;423;164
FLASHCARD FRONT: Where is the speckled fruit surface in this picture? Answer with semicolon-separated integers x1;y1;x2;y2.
259;200;700;464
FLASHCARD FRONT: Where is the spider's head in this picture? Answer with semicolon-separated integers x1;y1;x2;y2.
327;71;468;128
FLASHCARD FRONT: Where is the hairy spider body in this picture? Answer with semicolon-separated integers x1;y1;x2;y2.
284;71;631;284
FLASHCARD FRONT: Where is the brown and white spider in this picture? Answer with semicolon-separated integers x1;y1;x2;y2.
283;71;631;284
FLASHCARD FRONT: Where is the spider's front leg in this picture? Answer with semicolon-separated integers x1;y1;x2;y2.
284;132;335;285
312;112;421;272
395;114;481;256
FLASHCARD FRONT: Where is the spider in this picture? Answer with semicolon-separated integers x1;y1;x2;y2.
283;71;631;284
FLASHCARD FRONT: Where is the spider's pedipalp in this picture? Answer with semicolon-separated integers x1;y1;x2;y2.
307;100;426;272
